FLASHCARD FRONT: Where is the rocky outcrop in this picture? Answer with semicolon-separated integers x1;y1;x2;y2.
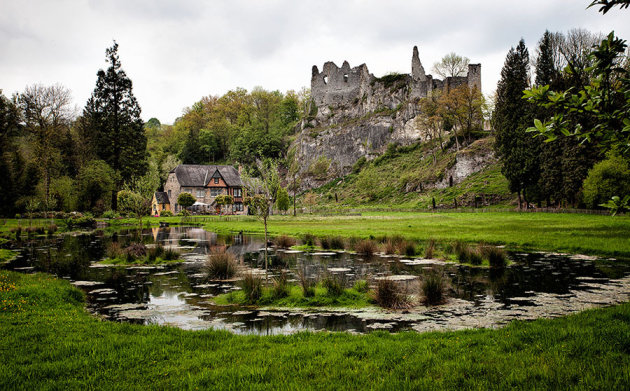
292;46;482;190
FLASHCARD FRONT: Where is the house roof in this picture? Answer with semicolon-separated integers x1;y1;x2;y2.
170;164;242;187
154;191;170;204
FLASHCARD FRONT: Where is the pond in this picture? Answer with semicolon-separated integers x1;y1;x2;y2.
4;226;630;335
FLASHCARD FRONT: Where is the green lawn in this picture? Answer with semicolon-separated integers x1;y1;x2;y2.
197;212;630;257
1;270;630;389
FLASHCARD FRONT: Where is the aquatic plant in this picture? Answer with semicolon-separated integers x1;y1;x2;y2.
329;236;346;250
323;273;346;297
274;235;296;249
301;233;317;247
422;271;446;305
382;239;397;254
206;250;238;280
424;239;436;259
241;273;262;303
272;271;290;299
125;243;147;259
355;239;378;256
297;267;316;297
319;236;331;250
454;241;482;265
374;278;410;309
46;224;57;236
353;279;369;294
480;244;507;268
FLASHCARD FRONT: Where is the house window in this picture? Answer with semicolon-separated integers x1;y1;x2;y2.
168;190;171;197
196;189;205;198
211;188;222;197
233;202;243;212
233;188;242;198
214;178;219;184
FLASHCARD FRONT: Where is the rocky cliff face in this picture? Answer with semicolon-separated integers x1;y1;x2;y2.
292;46;481;190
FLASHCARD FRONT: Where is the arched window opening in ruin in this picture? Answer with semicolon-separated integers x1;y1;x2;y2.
323;75;328;84
343;74;349;82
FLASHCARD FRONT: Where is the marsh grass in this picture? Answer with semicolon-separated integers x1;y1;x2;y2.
374;278;410;309
355;239;378;256
425;239;436;258
272;271;290;299
454;241;482;265
322;273;346;297
241;273;263;303
329;236;346;250
422;271;447;305
301;233;317;247
479;244;508;268
206;250;238;280
319;236;331;249
297;267;316;297
353;279;369;293
3;271;630;389
274;235;296;249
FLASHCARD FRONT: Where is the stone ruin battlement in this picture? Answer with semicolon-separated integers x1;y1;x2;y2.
310;46;481;113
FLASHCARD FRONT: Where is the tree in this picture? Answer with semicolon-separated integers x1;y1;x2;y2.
177;192;196;210
525;32;630;158
243;159;280;275
77;160;115;213
117;190;146;227
494;39;540;208
432;52;470;79
214;194;234;214
18;84;74;213
0;90;23;216
286;147;302;216
276;187;290;214
582;154;630;208
83;42;148;210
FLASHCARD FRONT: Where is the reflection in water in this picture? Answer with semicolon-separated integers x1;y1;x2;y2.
4;226;630;335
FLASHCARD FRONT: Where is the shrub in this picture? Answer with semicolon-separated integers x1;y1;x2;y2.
206;250;238;280
178;209;191;217
302;233;317;247
102;210;119;219
480;244;507;268
297;267;316;297
159;210;173;217
329;236;345;250
319;236;331;250
374;278;409;309
272;271;290;299
274;235;296;249
422;272;446;305
323;274;345;297
241;273;262;303
162;247;180;261
125;243;147;259
582;155;630;209
355;239;378;256
106;242;125;259
353;279;369;293
66;215;96;229
424;239;436;259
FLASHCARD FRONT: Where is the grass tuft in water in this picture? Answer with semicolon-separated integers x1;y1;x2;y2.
206;250;238;280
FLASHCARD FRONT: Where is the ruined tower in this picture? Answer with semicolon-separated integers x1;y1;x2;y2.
411;46;426;82
467;63;481;92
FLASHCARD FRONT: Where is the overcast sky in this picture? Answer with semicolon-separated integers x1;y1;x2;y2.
1;0;629;124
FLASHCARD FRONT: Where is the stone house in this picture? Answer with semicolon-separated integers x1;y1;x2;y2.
163;164;246;215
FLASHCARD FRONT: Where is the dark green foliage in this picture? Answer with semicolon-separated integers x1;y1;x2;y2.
301;233;317;247
177;192;196;209
422;272;446;305
241;273;262;303
206;250;238;280
374;72;407;88
275;187;290;213
479;244;508;268
323;274;346;297
494;39;540;206
159;210;173;217
454;241;482;265
319;236;331;249
83;42;148;208
329;236;345;250
374;278;409;309
352;156;367;174
77;160;115;213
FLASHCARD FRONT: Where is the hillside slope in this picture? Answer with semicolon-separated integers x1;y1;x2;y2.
305;135;513;210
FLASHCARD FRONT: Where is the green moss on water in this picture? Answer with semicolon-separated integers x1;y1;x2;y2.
214;284;373;308
98;256;183;266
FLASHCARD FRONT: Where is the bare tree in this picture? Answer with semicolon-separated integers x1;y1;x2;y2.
18;84;75;213
432;52;470;78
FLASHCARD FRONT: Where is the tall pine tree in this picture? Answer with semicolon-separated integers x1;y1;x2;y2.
494;39;540;208
84;42;147;210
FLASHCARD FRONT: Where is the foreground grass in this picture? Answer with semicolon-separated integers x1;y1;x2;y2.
214;284;373;308
0;249;17;263
2;270;630;389
201;212;630;257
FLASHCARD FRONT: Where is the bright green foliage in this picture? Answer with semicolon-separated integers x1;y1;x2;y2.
599;195;630;215
275;187;290;212
177;192;196;208
116;190;145;221
431;52;470;78
76;160;115;213
3;271;630;389
214;194;234;206
582;155;630;208
525;32;630;158
83;41;148;207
